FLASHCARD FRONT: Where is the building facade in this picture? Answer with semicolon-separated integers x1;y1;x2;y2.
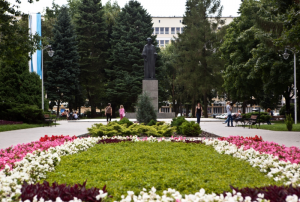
152;16;235;48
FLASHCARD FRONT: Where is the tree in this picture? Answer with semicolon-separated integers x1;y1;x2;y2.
173;0;224;117
0;1;42;107
106;0;161;115
45;6;80;116
75;0;108;118
136;92;156;124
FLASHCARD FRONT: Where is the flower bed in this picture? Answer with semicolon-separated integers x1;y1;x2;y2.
1;135;300;202
0;135;77;171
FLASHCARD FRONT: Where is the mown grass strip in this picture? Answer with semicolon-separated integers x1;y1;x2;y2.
44;142;282;200
0;123;57;132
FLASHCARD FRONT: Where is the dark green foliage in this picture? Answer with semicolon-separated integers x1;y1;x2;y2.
75;0;108;117
88;122;175;137
106;0;162;111
117;117;134;127
44;142;281;199
179;121;202;137
45;6;80;116
0;102;43;124
147;119;156;126
136;92;157;125
285;114;294;131
242;112;271;123
171;116;188;134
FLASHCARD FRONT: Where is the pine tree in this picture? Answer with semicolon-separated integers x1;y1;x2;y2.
75;0;108;118
173;0;224;117
136;92;157;124
45;6;80;116
106;0;161;114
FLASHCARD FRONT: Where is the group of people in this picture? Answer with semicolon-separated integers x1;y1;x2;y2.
105;103;126;123
61;110;79;120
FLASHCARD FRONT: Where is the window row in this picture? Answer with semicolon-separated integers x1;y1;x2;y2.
153;27;184;35
156;40;170;47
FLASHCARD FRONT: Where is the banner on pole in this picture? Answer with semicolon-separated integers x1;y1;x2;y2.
28;13;42;79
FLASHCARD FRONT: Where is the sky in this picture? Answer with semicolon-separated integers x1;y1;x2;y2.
7;0;241;17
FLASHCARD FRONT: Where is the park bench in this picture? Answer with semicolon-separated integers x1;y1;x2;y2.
272;115;285;122
234;116;246;127
43;114;56;127
244;114;259;129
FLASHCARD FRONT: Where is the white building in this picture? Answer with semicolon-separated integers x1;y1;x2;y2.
152;16;235;48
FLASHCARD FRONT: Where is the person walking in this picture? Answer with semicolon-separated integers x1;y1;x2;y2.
105;103;112;124
195;103;203;124
267;108;273;125
226;101;233;127
119;105;125;120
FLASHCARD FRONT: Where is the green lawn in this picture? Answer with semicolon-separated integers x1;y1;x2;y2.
258;122;300;131
44;142;281;200
0;123;57;132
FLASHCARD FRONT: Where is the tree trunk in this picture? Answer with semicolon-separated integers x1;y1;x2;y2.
242;101;247;114
186;104;189;117
91;104;96;118
203;93;208;118
56;99;60;117
285;94;291;115
192;96;195;118
112;104;116;118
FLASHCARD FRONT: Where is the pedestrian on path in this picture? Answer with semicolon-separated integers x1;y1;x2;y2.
195;103;203;124
226;101;233;127
267;108;273;125
105;103;112;124
119;105;125;120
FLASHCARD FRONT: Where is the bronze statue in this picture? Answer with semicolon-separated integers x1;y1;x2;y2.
142;38;157;79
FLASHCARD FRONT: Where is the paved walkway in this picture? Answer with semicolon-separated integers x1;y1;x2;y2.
1;118;300;149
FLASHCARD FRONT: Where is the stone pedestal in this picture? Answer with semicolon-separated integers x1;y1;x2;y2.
143;80;158;112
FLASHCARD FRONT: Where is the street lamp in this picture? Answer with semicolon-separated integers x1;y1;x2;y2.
282;48;297;124
42;45;55;111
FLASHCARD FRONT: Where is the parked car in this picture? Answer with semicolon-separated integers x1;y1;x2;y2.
216;113;227;119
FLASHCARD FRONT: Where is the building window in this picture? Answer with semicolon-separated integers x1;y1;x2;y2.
155;27;159;35
171;27;175;34
160;40;164;47
152;27;154;35
159;20;160;23
176;27;180;34
181;27;184;33
156;40;159;46
165;27;169;34
180;20;182;23
160;27;164;34
165;40;169;46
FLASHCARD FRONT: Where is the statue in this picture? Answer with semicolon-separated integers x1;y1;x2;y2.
142;37;157;79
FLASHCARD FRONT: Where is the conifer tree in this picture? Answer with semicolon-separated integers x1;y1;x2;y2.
173;0;224;117
45;6;80;116
136;92;157;124
75;0;108;117
106;0;161;113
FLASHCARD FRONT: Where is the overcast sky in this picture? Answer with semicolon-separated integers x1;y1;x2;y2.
7;0;241;17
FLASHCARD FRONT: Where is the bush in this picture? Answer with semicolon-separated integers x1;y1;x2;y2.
0;102;43;124
285;114;293;131
147;119;156;126
179;121;202;136
117;117;134;127
242;112;271;123
136;92;157;125
171;116;188;134
88;122;176;137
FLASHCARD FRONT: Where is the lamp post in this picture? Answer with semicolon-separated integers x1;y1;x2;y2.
282;48;297;124
42;45;55;111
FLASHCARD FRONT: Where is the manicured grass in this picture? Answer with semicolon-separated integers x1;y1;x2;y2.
0;123;57;132
258;122;300;131
44;142;281;200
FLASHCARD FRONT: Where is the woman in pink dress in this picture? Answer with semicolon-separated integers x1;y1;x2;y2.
119;105;125;120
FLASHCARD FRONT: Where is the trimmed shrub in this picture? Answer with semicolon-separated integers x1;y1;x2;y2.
0;102;43;124
180;121;202;136
285;114;293;131
147;119;156;126
242;112;271;123
117;117;134;127
136;92;157;125
171;116;188;134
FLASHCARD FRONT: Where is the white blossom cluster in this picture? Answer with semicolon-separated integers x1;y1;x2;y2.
0;137;100;202
202;138;300;186
115;187;271;202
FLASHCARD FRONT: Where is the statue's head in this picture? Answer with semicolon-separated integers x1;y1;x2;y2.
147;37;152;45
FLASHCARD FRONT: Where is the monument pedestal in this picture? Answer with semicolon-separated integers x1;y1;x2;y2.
143;79;158;111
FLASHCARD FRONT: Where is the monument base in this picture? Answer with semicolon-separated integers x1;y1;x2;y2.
143;79;158;111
